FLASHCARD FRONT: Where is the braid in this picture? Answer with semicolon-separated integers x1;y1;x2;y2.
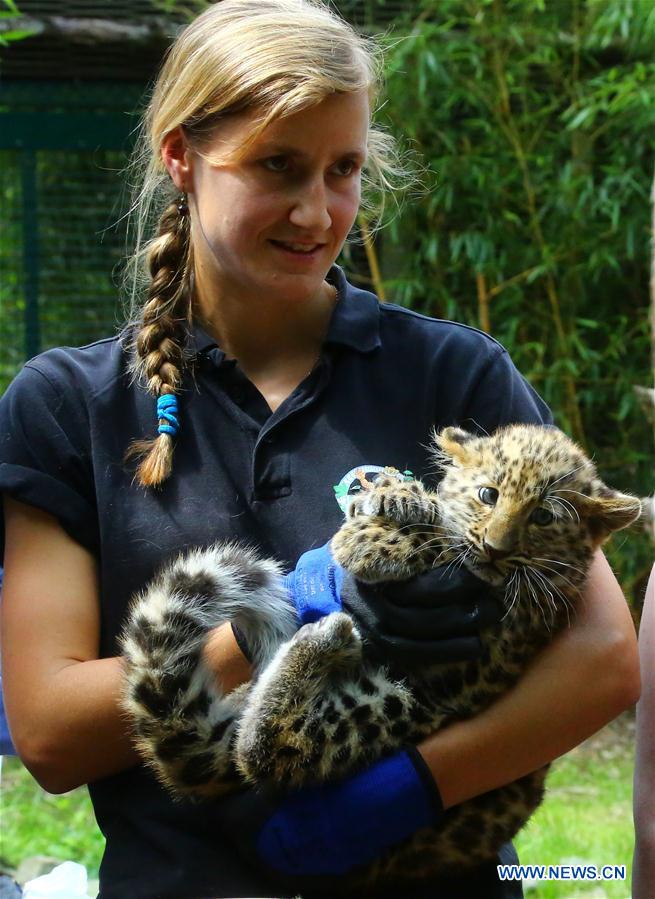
127;199;192;488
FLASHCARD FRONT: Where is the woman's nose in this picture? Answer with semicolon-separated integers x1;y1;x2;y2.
288;178;332;232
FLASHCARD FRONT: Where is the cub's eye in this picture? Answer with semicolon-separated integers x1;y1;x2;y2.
478;487;499;506
530;507;554;526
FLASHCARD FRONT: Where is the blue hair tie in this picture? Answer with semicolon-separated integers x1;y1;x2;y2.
157;394;179;437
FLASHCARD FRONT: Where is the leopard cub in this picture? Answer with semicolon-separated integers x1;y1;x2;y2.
121;424;640;888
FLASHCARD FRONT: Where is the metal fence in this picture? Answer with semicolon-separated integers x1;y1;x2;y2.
1;81;144;389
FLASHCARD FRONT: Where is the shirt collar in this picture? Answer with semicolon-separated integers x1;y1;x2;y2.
324;264;382;353
186;264;382;358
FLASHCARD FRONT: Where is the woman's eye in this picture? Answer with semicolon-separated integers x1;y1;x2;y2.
333;159;357;176
262;156;289;173
478;487;499;506
530;507;554;526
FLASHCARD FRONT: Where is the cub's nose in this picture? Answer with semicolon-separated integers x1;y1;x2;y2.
483;540;513;562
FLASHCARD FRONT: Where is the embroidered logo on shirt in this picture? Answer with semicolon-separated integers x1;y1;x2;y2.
333;466;414;515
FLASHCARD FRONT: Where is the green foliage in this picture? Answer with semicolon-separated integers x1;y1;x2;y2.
0;0;38;47
0;151;23;389
372;0;653;603
1;758;104;877
514;718;635;898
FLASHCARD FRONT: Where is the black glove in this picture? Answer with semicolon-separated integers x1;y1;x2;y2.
340;566;502;668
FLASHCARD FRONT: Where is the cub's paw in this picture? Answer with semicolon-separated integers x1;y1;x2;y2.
331;516;431;582
348;476;437;526
291;612;363;669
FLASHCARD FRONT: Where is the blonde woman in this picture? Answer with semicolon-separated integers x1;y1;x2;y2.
0;2;638;897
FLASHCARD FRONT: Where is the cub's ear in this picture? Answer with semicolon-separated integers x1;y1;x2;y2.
433;426;479;465
580;484;642;544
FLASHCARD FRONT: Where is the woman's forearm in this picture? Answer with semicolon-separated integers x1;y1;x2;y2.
2;497;254;794
417;550;640;808
202;621;253;692
14;655;141;793
14;624;253;794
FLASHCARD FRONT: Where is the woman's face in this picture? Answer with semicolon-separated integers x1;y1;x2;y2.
186;90;369;308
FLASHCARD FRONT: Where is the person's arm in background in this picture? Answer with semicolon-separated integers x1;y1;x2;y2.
632;564;655;899
1;497;251;793
418;550;639;806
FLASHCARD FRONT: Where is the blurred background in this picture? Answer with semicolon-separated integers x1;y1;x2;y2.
1;1;653;896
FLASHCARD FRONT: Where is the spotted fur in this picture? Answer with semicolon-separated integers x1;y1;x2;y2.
121;542;297;797
121;424;640;884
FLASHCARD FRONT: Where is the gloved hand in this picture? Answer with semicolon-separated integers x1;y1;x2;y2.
231;543;343;663
341;566;502;667
282;542;343;625
283;542;502;668
218;747;442;880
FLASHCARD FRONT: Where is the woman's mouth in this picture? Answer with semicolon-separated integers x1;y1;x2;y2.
269;239;324;259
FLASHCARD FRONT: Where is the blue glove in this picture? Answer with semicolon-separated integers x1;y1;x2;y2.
219;747;442;879
232;543;342;660
283;542;343;625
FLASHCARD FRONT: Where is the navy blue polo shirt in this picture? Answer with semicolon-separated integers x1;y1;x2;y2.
0;265;549;898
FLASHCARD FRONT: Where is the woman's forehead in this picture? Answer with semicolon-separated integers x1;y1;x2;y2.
207;90;370;159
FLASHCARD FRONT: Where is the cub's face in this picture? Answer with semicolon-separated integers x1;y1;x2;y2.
433;425;640;590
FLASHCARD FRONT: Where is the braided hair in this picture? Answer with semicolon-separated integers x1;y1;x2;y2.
126;197;191;487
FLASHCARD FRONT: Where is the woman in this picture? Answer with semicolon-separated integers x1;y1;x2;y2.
0;2;638;897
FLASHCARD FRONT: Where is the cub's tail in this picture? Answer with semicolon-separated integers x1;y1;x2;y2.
120;542;297;798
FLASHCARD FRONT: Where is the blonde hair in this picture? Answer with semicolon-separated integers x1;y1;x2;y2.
125;0;407;487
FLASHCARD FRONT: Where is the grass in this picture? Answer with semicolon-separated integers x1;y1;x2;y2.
514;715;635;898
1;758;104;878
1;716;636;895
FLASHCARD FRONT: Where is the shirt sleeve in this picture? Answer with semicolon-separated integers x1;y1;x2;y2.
457;346;553;433
0;360;99;560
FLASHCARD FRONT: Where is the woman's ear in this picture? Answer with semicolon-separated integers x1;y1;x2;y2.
161;126;193;191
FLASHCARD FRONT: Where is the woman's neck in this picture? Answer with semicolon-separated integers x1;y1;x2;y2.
194;278;338;378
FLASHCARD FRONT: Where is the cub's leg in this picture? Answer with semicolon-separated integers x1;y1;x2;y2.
331;476;445;582
121;542;297;798
365;769;549;884
235;613;430;789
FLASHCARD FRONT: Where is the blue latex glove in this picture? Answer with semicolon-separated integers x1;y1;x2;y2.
282;542;343;625
219;747;442;879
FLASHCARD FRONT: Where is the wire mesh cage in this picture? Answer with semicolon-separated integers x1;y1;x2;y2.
1;80;145;388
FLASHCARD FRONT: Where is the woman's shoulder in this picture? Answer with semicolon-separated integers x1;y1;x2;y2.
334;267;507;366
25;334;127;388
14;334;128;401
379;301;505;356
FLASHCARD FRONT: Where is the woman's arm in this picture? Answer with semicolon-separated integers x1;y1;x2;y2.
1;497;252;793
632;564;655;899
417;549;640;807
